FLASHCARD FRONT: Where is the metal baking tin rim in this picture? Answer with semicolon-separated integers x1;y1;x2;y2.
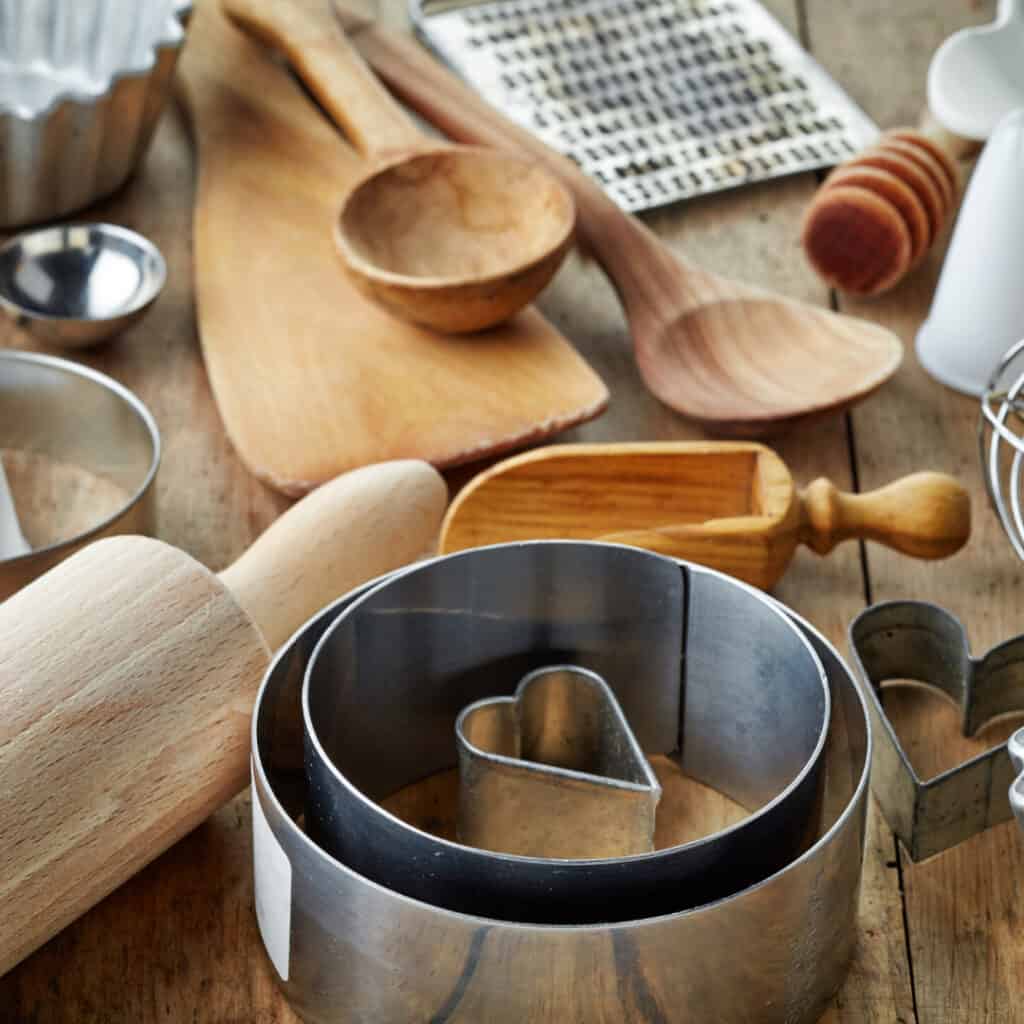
0;1;193;124
300;543;832;873
253;564;870;930
0;349;161;567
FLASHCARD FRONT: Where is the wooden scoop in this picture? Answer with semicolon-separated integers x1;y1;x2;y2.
223;0;574;335
327;3;904;435
0;459;447;976
439;443;971;590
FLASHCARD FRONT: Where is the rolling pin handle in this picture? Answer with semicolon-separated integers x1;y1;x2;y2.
798;472;971;560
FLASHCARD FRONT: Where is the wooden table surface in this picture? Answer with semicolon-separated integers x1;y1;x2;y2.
1;0;1018;1020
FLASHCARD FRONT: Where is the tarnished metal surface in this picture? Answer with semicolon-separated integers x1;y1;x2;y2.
411;0;877;212
850;600;1024;861
251;570;870;1023
456;664;662;858
302;544;830;924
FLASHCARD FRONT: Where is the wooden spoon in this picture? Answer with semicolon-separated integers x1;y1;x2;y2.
326;3;904;435
439;443;971;591
222;0;575;335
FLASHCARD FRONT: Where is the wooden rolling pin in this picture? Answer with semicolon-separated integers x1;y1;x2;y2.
0;459;447;976
802;124;962;295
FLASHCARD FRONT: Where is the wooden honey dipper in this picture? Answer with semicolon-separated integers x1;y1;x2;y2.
802;127;961;296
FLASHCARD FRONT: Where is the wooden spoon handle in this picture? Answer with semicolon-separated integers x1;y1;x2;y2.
222;0;422;156
220;460;447;651
798;472;970;559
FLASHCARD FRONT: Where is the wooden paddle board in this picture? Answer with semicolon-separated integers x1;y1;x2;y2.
176;2;607;496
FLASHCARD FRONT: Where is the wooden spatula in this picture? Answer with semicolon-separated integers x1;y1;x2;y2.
0;459;446;977
176;2;607;496
439;443;971;590
330;3;905;435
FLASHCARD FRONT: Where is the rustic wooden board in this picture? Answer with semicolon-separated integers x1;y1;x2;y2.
175;1;607;497
806;1;1024;1021
0;0;1007;1020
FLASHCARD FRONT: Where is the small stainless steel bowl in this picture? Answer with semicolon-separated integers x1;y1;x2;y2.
0;350;161;599
0;224;167;348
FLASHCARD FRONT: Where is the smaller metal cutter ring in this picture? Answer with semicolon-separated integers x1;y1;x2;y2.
302;542;831;925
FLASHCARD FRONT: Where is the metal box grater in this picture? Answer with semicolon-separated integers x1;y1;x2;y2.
410;0;878;212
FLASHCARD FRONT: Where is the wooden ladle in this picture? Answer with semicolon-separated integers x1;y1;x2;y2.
223;0;575;335
439;442;971;591
330;3;904;434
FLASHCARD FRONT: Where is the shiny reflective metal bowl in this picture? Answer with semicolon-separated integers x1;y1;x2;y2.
0;0;191;228
0;224;166;348
0;350;160;599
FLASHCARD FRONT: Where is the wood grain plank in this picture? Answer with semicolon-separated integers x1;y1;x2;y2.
802;1;1022;1022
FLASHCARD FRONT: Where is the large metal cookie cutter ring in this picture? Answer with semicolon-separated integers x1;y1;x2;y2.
251;557;871;1023
302;543;831;924
850;600;1024;860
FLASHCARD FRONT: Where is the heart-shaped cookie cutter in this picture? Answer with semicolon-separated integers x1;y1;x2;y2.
850;600;1024;860
456;665;662;858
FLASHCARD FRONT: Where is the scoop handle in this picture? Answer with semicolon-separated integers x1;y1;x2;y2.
798;472;970;559
222;0;422;156
220;460;447;651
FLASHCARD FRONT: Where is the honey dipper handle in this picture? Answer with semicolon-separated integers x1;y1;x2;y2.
798;472;971;559
222;0;423;155
220;460;447;652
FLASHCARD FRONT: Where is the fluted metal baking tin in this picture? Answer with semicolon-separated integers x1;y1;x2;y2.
302;544;831;925
0;0;192;228
250;562;870;1024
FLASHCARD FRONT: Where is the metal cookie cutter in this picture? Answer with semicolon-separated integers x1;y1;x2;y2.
303;542;831;925
456;665;662;858
251;569;871;1023
850;601;1024;860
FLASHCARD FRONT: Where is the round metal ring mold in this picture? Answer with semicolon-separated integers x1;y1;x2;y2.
301;543;831;924
252;564;870;1023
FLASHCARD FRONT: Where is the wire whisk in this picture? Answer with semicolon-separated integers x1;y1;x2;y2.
980;337;1024;561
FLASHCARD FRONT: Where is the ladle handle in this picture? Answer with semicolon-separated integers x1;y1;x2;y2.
222;0;423;156
797;472;970;559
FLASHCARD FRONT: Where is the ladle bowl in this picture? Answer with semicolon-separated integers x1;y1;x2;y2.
224;0;575;335
335;145;575;333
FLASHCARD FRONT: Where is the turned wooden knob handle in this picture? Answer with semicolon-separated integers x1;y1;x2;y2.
802;128;961;296
798;471;971;558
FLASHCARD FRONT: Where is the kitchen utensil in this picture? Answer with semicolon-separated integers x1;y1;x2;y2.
176;2;606;496
455;664;662;858
0;350;160;600
332;4;903;435
0;461;30;559
981;337;1024;559
225;0;575;335
0;459;447;977
0;224;167;348
850;601;1024;861
802;128;960;296
928;0;1024;142
303;543;830;924
410;0;877;213
917;110;1024;396
252;571;869;1022
1010;729;1024;833
0;0;191;229
438;442;971;590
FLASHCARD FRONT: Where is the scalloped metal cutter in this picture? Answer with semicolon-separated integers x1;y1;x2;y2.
850;600;1024;860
